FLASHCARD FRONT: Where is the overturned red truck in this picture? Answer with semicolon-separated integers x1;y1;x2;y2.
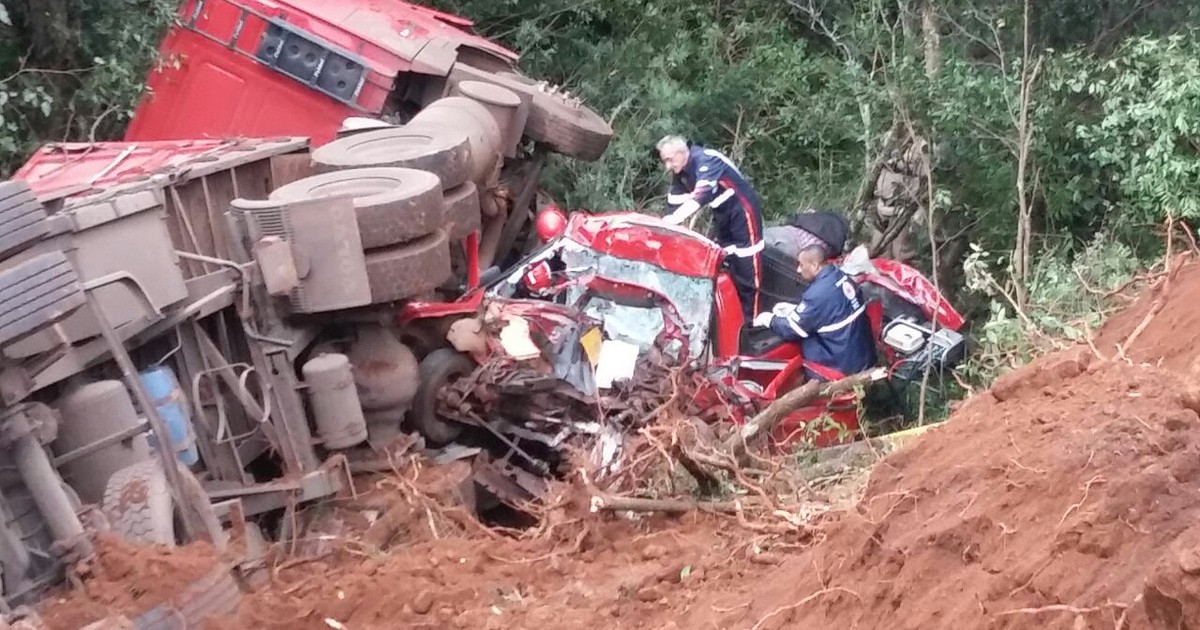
0;0;617;614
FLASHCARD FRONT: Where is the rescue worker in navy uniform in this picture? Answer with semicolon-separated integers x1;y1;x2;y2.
656;135;764;321
754;245;876;380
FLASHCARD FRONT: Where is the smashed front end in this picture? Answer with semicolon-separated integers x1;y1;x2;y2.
436;278;709;510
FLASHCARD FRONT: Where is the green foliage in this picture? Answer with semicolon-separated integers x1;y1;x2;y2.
960;232;1141;385
430;0;1200;271
433;0;875;218
1056;36;1200;243
0;0;175;175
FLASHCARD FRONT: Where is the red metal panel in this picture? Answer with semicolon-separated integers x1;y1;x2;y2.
126;0;518;145
273;0;517;62
126;18;369;143
563;212;725;279
856;258;965;331
712;272;743;358
14;139;270;201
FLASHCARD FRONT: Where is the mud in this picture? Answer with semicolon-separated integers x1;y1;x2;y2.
688;259;1200;629
38;535;220;629
39;260;1200;629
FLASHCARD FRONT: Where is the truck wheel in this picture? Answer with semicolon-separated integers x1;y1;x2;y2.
411;349;473;445
269;167;446;249
497;72;613;161
0;181;49;259
364;230;452;303
102;459;175;546
444;182;482;240
311;126;473;190
0;252;86;346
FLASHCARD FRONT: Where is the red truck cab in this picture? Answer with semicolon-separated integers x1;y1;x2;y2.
127;0;517;145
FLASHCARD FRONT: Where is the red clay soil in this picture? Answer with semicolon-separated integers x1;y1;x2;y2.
685;261;1200;630
213;512;765;630
49;260;1200;629
1093;257;1200;372
38;535;221;629
211;463;778;630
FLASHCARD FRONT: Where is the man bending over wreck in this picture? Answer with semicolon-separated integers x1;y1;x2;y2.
754;245;876;380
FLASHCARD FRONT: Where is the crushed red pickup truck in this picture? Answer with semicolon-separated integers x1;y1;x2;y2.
397;211;966;507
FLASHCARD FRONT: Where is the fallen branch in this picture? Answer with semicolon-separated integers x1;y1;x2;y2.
674;445;721;495
996;602;1121;617
589;494;743;515
723;369;886;465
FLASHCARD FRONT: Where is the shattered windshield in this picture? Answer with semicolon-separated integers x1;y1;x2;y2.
488;241;714;360
561;245;713;360
579;298;665;352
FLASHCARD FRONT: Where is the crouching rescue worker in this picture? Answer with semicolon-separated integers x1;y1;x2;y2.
656;135;764;320
754;245;876;380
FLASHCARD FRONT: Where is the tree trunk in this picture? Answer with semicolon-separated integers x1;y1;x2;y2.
722;369;884;466
1012;0;1042;308
921;0;942;77
590;495;742;515
7;0;79;68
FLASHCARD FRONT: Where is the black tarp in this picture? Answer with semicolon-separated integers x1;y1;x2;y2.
788;209;850;257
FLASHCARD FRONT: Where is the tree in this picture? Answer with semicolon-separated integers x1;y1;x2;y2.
0;0;174;175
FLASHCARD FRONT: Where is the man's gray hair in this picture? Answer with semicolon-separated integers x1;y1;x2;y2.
656;135;689;153
797;244;828;266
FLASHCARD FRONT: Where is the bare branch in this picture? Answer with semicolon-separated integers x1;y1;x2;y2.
784;0;856;62
1088;0;1162;55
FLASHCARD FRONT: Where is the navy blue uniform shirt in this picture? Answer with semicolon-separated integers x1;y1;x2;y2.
769;265;876;378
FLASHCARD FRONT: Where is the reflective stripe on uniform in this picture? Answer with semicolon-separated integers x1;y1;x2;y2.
723;240;765;257
703;149;746;178
816;304;866;334
785;310;808;337
709;188;735;208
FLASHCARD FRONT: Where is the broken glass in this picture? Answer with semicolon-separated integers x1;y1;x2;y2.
560;246;713;360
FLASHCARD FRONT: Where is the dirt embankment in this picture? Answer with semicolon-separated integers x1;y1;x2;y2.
690;259;1200;629
40;260;1200;629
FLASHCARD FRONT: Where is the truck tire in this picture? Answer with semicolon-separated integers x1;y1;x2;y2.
269;168;446;249
444;182;482;240
0;181;49;258
311;126;473;190
364;230;452;303
0;252;85;346
497;72;613;161
411;349;473;445
102;459;175;547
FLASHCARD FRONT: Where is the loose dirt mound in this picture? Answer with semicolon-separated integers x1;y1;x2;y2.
1094;259;1200;372
216;513;753;630
38;535;220;629
686;262;1200;629
211;460;790;629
